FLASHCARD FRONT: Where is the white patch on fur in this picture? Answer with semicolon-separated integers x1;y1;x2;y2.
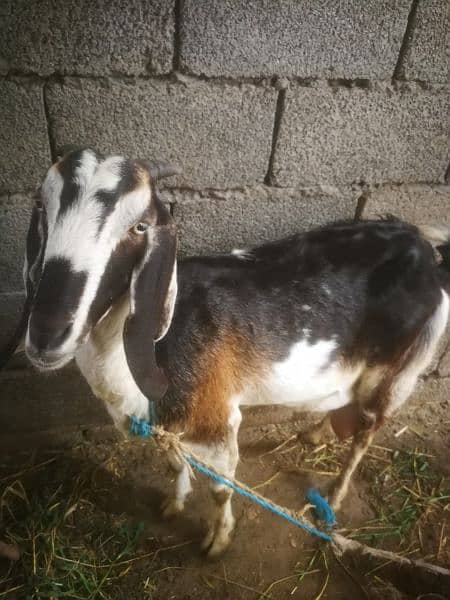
183;398;242;556
161;447;193;517
301;304;311;311
75;295;149;424
241;337;363;412
74;149;100;189
38;154;153;358
155;261;178;342
231;248;252;260
419;224;450;245
45;201;103;270
41;164;64;224
85;154;120;189
22;167;65;291
106;185;152;241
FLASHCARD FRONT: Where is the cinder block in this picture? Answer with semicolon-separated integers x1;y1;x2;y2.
273;82;449;187
361;184;450;225
0;80;51;193
0;292;25;352
402;0;450;83
169;185;357;256
46;78;276;188
180;0;410;79
0;0;174;76
0;193;31;293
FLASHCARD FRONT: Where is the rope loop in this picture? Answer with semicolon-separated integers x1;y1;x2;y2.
129;416;335;543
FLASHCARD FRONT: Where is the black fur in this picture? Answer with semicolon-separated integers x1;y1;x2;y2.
29;258;87;353
57;149;86;216
155;218;445;424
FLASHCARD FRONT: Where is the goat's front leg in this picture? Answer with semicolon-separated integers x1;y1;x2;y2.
201;481;236;558
196;404;242;558
161;449;192;518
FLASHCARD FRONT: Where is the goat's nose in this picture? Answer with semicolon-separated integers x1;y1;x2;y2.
28;316;73;354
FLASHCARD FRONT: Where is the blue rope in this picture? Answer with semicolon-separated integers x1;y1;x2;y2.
129;416;334;543
307;488;336;527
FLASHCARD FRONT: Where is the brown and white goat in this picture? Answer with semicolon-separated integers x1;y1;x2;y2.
4;149;449;557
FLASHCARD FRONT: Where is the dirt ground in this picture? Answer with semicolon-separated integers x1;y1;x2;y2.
1;378;449;599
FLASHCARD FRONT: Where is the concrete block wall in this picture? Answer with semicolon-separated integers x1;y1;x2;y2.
0;0;449;442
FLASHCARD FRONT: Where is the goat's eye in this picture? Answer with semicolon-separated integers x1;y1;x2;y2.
132;222;149;235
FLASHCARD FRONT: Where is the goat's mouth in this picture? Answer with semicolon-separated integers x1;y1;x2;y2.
26;350;74;372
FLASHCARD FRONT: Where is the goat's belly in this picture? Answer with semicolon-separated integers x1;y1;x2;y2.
241;338;363;412
258;365;359;411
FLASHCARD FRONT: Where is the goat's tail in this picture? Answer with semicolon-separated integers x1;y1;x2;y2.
419;224;450;291
419;224;450;246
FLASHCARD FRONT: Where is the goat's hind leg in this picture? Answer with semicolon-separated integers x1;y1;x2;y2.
329;425;375;511
329;291;450;511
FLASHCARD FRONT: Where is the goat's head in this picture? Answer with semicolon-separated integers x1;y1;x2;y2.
23;148;179;401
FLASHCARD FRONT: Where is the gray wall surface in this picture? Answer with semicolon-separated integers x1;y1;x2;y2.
0;0;449;442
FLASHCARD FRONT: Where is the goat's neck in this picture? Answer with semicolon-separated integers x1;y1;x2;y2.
75;293;150;428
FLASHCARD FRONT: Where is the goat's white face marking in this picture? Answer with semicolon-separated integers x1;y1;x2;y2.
43;154;147;270
25;149;159;369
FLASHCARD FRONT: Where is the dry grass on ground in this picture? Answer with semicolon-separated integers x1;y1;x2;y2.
0;432;448;599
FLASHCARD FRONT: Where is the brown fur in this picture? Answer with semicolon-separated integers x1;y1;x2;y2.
363;327;426;428
330;404;362;440
331;335;424;441
185;331;266;442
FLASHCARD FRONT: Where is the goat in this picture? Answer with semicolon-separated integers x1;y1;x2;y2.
3;149;449;557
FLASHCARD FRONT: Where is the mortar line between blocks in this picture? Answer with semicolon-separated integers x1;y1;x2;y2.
42;82;57;162
264;89;286;186
172;0;183;72
444;163;450;184
392;0;420;81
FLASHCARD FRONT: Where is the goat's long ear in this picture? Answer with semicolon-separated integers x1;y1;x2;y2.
24;205;47;299
123;224;177;402
0;205;46;370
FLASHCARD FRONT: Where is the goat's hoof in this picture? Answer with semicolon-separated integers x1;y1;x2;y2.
201;520;234;558
161;498;184;519
202;531;231;558
200;526;216;552
207;535;231;558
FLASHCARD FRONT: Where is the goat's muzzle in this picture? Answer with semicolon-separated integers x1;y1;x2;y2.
25;258;87;370
26;312;74;370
